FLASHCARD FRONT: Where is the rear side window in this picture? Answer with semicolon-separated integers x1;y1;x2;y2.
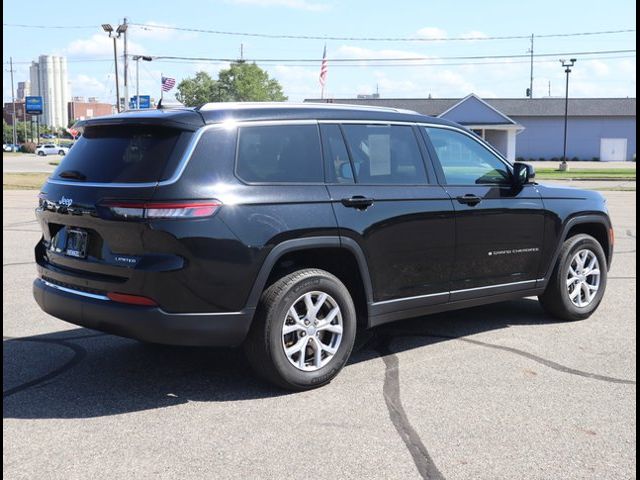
52;125;185;183
341;124;427;185
236;124;323;183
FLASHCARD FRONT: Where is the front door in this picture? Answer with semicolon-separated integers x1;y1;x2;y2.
422;126;545;300
321;123;455;305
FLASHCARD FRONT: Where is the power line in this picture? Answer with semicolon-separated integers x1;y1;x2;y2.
2;23;97;29
148;54;636;68
3;50;635;68
5;22;634;42
126;49;637;64
129;23;635;42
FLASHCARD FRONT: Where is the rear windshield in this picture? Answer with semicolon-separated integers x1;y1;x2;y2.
51;125;187;183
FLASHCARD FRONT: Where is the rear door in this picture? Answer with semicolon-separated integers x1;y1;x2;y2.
422;126;545;299
323;122;455;305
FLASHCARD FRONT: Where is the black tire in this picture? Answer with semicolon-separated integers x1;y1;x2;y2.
58;150;65;156
539;234;608;321
37;151;45;156
244;269;357;391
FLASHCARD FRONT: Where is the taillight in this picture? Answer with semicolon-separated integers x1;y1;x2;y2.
107;292;158;306
100;200;222;220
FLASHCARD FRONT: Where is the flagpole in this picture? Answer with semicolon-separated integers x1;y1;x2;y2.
160;72;164;104
321;85;325;100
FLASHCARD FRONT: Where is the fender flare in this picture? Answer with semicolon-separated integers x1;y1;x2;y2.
539;213;613;288
244;236;374;313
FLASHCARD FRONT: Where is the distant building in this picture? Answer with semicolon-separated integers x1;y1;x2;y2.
305;95;637;162
3;101;27;125
17;81;30;100
29;55;70;128
68;98;114;122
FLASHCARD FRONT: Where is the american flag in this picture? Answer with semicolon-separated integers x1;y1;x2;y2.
161;76;176;92
319;45;328;87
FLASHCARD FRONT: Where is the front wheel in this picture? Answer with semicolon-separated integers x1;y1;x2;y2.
244;269;357;391
539;234;608;321
37;151;45;156
58;150;65;156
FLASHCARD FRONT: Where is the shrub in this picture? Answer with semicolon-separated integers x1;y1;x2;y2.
516;156;525;162
20;142;36;154
592;157;600;162
550;157;559;162
571;156;580;162
538;157;546;162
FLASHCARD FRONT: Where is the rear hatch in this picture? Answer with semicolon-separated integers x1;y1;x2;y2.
35;109;206;305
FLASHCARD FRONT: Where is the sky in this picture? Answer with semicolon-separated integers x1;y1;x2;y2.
2;0;637;105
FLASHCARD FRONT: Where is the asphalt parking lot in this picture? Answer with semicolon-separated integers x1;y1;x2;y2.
3;187;636;480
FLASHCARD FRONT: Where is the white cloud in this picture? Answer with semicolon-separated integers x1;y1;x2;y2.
224;0;330;11
415;27;447;40
461;30;489;41
66;33;146;58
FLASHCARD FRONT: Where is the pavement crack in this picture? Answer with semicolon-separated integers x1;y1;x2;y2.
3;261;36;267
3;337;89;398
420;333;636;385
375;335;446;480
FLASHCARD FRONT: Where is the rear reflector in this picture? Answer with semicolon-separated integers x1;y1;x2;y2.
609;227;615;246
101;200;221;220
107;292;158;306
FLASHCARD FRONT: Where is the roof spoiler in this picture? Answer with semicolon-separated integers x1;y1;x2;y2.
157;98;186;110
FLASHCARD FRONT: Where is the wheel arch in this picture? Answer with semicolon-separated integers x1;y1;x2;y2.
541;214;613;286
245;237;374;328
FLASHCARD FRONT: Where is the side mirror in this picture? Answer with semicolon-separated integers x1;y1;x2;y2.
513;162;535;186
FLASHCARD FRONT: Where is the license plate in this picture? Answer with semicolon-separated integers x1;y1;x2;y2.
65;228;88;258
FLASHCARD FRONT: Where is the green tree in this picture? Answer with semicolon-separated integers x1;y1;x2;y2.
217;62;287;102
3;121;13;143
176;72;219;107
176;63;287;107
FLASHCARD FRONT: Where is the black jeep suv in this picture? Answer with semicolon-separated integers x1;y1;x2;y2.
33;103;613;390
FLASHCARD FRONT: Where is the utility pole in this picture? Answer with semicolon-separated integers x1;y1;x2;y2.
528;34;534;98
240;43;244;62
123;17;129;110
559;59;577;172
9;57;17;146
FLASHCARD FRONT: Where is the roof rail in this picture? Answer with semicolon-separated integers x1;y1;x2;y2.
196;101;419;115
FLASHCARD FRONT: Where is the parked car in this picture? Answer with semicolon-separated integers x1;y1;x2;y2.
40;133;57;139
3;143;20;152
35;144;69;156
33;103;613;390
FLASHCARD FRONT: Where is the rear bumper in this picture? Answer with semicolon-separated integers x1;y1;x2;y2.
33;278;254;347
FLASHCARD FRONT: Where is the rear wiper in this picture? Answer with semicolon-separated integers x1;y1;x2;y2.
58;170;87;181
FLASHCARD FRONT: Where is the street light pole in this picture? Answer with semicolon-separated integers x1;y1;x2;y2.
559;58;576;172
9;57;17;146
102;23;128;113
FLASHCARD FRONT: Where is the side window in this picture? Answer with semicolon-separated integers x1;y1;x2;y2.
425;127;511;185
236;124;323;183
341;124;427;185
320;124;354;183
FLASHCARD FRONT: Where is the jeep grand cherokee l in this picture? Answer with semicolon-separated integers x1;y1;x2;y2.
33;103;613;390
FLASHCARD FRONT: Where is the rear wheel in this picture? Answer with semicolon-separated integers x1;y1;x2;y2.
37;151;45;156
539;234;607;321
58;150;65;156
244;269;357;390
